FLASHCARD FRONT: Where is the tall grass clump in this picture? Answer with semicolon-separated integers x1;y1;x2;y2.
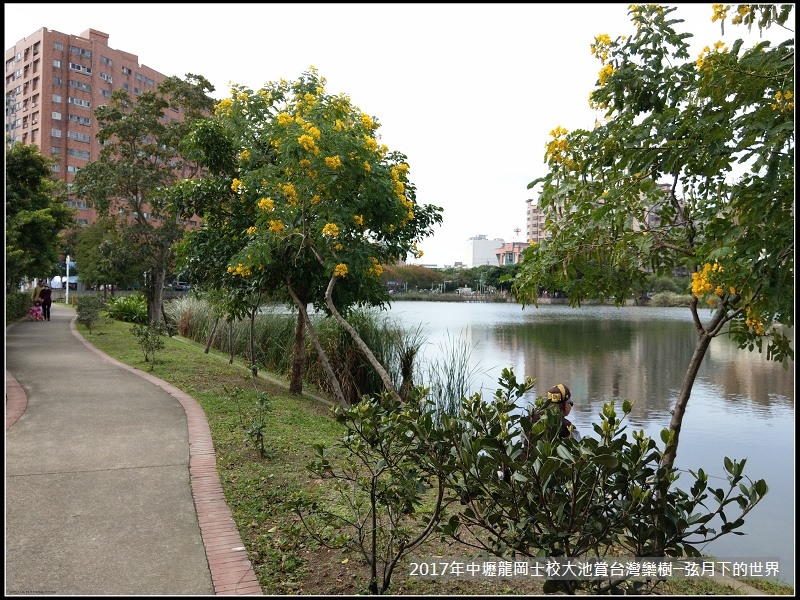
419;330;482;421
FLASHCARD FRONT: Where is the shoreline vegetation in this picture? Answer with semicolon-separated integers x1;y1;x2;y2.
58;299;793;596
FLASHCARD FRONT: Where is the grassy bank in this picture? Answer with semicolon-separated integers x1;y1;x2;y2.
73;316;792;595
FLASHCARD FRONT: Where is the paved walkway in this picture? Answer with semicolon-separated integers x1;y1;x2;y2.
5;303;262;595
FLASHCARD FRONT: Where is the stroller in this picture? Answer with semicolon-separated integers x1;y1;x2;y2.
28;300;45;321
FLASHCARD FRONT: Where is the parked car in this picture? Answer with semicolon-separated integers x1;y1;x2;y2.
172;281;191;291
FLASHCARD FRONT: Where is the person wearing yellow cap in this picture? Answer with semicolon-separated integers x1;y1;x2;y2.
545;383;581;441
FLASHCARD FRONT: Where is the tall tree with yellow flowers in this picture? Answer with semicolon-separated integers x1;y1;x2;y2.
514;4;793;469
172;68;442;404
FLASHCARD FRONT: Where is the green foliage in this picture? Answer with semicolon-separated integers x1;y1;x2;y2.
292;367;768;595
516;4;793;362
226;381;273;459
436;368;768;594
6;292;32;324
170;68;444;399
76;294;106;333
107;293;148;324
5;142;75;293
513;5;793;469
131;322;167;368
71;74;216;324
289;386;450;595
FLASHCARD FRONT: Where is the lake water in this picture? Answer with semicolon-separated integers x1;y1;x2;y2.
384;301;795;585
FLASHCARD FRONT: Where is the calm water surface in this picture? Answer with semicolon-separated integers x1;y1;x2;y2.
384;301;795;585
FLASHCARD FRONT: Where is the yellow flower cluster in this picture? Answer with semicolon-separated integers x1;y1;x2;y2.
228;263;252;276
214;97;233;117
363;136;378;152
691;262;732;304
353;214;364;227
731;4;751;24
281;183;298;205
321;223;339;238
591;33;612;62
771;90;794;114
745;306;765;335
298;134;319;155
361;113;375;130
239;149;251;162
695;41;728;72
362;161;371;172
711;4;729;22
367;257;382;277
277;112;294;126
311;194;321;205
258;197;274;211
325;155;342;169
299;159;311;168
598;63;615;86
246;226;258;235
333;263;348;278
545;126;573;167
231;178;245;194
268;220;285;233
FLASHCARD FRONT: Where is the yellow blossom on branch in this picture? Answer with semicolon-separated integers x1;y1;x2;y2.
246;226;258;235
269;220;285;233
333;263;348;278
322;223;340;238
325;155;342;169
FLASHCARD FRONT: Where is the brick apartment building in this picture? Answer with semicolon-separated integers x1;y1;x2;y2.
5;26;198;228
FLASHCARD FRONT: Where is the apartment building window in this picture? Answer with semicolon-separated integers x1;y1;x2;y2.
66;165;79;173
52;111;62;120
68;97;91;108
53;60;61;68
100;72;112;83
54;42;63;51
53;76;62;85
100;56;112;66
31;129;38;143
121;66;132;75
67;148;90;160
100;89;111;98
68;79;92;92
53;94;62;103
69;63;92;75
52;164;61;172
68;114;91;125
51;128;62;137
69;46;92;59
67;131;91;143
51;146;60;155
11;119;21;129
14;68;23;78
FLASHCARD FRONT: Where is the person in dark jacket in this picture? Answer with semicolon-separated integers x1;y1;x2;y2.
38;283;53;321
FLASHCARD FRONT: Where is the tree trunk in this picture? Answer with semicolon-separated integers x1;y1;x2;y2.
661;301;733;470
323;275;402;403
289;309;306;395
205;317;219;354
249;303;258;377
287;280;348;407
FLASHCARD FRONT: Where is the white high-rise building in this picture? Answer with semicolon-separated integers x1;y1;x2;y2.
465;234;504;267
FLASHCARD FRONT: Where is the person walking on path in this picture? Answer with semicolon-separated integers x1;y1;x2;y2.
37;282;53;321
5;303;261;595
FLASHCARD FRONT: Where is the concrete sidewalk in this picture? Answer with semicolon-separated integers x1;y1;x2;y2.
5;303;262;595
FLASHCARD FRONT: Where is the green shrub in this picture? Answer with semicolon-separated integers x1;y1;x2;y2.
76;294;106;333
6;292;31;324
106;293;148;323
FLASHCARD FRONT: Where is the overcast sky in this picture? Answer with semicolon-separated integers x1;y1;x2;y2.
5;3;785;267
